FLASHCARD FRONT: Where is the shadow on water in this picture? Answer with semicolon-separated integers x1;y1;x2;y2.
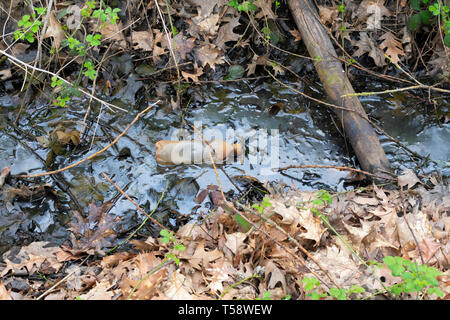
0;80;448;253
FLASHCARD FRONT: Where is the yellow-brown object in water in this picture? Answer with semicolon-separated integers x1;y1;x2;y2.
155;140;243;165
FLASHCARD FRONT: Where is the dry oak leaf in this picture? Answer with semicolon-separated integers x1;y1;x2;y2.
96;21;126;45
153;29;168;63
224;232;247;255
187;0;227;17
194;13;220;35
162;269;198;300
379;32;405;64
174;31;196;60
352;32;386;67
396;211;433;247
131;30;153;52
79;280;114;300
67;202;118;256
181;64;204;83
288;29;301;42
247;53;269;75
214;16;241;49
397;169;421;189
0;283;12;300
1;241;63;277
255;0;277;19
0;69;12;81
43;12;65;49
272;200;325;243
318;5;338;25
353;0;391;28
307;245;362;287
194;44;225;70
179;239;223;270
264;261;287;293
206;260;236;293
176;221;210;240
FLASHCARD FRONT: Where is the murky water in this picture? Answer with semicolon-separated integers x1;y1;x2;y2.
0;80;448;252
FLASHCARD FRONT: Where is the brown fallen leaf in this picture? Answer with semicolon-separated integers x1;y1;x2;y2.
174;31;196;60
318;5;338;25
66;202;118;256
254;0;277;19
0;283;12;300
131;30;154;52
224;232;247;255
79;280;115;300
397;169;421;189
353;0;391;28
179;239;223;270
206;260;236;293
247;53;269;75
181;63;204;83
153;29;168;63
264;261;287;293
43;12;65;49
352;32;386;67
379;31;405;64
0;166;10;188
194;13;220;35
0;69;12;81
194;44;225;70
214;16;241;49
161;269;197;300
96;21;126;45
1;242;63;277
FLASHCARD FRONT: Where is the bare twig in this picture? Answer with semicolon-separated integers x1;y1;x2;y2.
18;102;158;178
0;48;128;113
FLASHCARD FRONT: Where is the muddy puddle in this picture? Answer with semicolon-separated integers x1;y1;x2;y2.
0;79;448;253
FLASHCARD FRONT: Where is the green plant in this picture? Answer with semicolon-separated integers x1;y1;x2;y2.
86;33;102;46
83;60;97;80
14;7;47;43
160;229;186;265
13;1;122;109
373;256;444;298
303;190;444;300
229;0;257;13
302;276;366;300
251;197;272;214
409;0;450;47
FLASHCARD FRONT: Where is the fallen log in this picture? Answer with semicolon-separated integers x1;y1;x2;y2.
288;0;391;177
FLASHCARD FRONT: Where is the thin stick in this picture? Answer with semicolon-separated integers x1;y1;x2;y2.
101;172;168;232
278;164;397;181
36;255;90;300
107;180;169;253
18;102;158;178
0;48;128;113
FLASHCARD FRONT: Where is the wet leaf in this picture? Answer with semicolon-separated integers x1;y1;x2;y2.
67;202;118;256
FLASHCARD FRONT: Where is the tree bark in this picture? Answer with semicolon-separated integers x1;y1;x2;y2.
288;0;391;177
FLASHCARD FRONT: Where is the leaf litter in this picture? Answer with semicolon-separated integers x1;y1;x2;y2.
0;0;449;300
0;171;448;300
